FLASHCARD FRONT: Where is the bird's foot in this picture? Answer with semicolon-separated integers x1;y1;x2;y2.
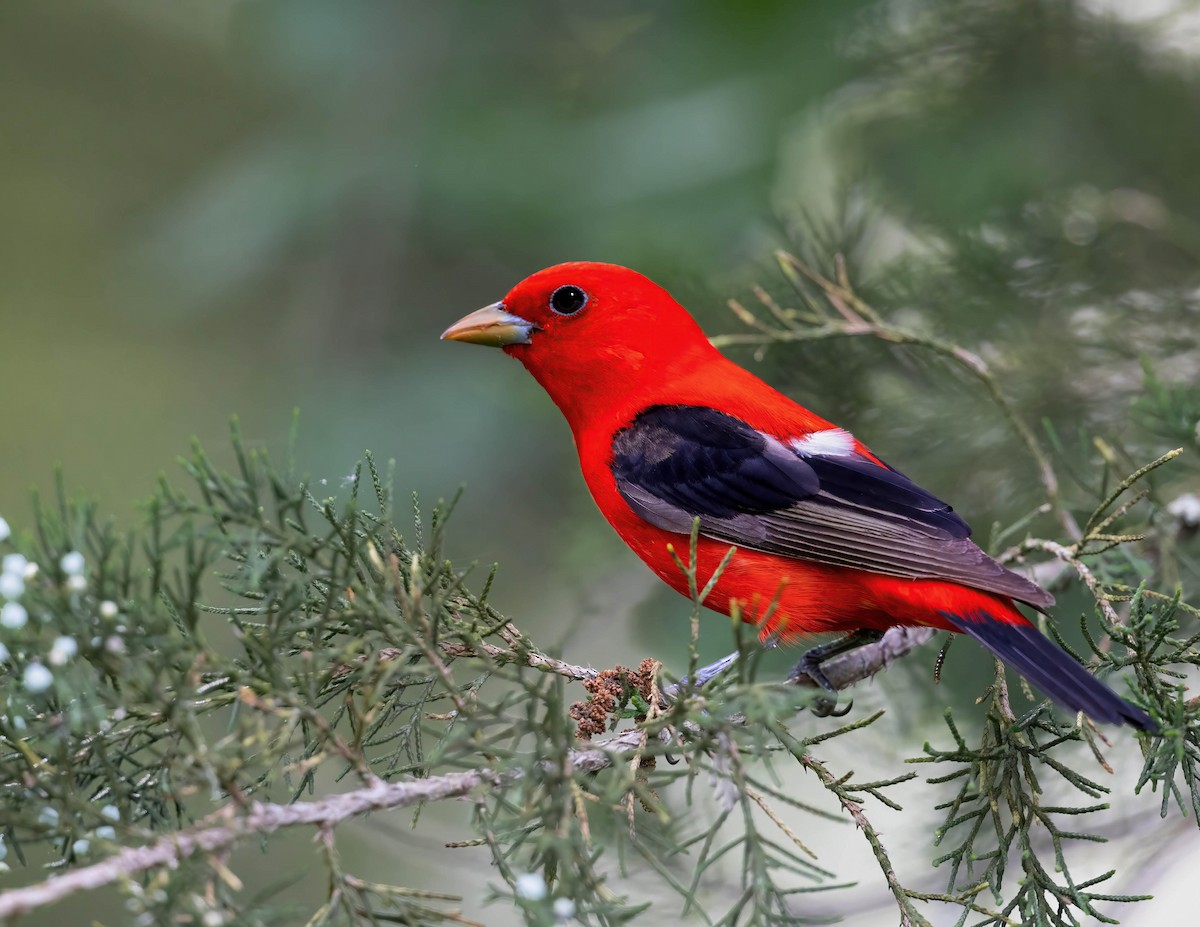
789;630;884;717
792;651;852;717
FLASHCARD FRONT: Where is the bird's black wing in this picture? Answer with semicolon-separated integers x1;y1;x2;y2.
610;405;1053;608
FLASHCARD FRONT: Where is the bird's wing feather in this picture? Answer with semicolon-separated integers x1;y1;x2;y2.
611;405;1053;609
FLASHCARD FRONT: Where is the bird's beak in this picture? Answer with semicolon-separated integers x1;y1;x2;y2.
440;302;535;347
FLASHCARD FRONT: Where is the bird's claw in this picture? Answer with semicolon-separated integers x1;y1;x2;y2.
810;695;854;718
792;644;854;717
788;630;884;717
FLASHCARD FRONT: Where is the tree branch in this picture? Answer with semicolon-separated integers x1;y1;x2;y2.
1024;538;1123;625
0;772;499;921
788;626;938;692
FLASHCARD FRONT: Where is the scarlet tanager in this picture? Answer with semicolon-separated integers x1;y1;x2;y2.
441;262;1153;730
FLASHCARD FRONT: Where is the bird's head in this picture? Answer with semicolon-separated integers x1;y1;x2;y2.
441;262;715;424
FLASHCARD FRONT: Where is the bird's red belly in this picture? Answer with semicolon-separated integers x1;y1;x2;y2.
626;530;1018;642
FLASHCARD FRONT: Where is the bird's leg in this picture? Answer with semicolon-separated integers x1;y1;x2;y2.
789;629;885;717
661;651;746;765
665;652;741;698
668;632;782;696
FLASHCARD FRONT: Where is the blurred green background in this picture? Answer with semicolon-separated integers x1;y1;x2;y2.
3;0;1199;923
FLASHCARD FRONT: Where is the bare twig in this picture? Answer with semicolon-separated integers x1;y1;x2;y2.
330;633;599;682
440;637;598;681
0;772;501;921
1024;538;1123;625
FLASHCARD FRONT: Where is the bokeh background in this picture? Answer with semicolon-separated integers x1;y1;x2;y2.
2;0;1199;924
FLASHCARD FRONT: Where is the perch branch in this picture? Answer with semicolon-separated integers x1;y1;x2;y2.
0;772;497;920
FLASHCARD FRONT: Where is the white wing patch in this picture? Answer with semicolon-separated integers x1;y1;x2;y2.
790;428;856;458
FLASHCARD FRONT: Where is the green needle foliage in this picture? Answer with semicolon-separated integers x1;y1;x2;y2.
0;254;1197;927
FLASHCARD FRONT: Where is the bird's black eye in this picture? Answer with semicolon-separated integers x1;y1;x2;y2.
549;285;588;316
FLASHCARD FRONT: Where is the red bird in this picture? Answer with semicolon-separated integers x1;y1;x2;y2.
442;262;1152;730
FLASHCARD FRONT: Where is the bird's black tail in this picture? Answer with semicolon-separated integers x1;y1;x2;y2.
944;612;1156;731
